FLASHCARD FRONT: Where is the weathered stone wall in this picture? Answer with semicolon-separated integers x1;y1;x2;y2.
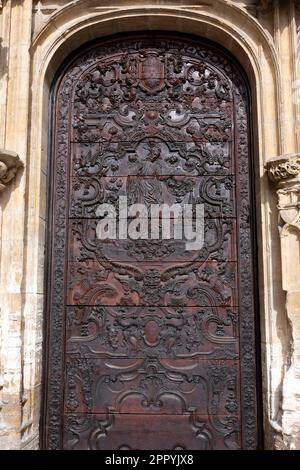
0;0;299;449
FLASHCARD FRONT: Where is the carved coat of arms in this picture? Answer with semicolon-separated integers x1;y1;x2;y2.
139;53;165;94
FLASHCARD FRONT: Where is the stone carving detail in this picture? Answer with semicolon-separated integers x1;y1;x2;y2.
266;153;300;448
44;35;258;450
266;154;300;232
266;154;300;185
257;0;300;10
0;150;23;192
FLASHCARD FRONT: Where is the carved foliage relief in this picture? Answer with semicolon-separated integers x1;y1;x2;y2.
44;35;258;450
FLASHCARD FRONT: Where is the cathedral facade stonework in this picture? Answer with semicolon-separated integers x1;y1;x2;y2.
1;0;300;450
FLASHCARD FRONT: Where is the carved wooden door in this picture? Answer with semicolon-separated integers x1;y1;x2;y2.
43;34;260;450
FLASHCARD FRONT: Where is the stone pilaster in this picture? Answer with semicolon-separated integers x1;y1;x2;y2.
266;153;300;449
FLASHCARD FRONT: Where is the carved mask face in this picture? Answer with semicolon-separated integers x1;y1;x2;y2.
144;269;161;288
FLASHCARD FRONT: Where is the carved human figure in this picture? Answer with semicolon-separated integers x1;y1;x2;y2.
127;140;164;206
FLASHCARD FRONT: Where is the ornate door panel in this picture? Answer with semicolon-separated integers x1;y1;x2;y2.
43;35;259;450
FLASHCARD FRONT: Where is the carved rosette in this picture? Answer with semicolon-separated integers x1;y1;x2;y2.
0;149;23;192
266;154;300;234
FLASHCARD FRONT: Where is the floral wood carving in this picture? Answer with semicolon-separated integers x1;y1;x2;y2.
0;149;23;192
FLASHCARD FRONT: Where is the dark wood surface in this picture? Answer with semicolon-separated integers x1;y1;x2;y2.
42;34;260;450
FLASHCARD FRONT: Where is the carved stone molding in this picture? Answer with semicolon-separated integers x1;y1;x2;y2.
0;149;24;192
266;154;300;234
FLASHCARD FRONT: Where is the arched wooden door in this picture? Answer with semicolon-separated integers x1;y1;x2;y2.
43;34;260;450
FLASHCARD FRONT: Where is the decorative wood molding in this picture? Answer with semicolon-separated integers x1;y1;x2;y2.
0;149;24;192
